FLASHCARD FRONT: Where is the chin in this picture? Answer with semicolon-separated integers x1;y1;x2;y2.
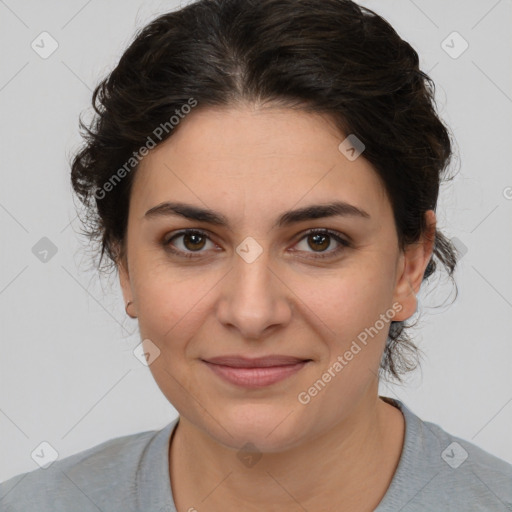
208;402;303;453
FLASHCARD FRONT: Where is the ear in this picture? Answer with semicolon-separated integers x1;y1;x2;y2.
116;247;134;310
392;210;436;321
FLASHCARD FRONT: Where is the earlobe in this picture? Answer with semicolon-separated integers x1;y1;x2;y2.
392;210;436;322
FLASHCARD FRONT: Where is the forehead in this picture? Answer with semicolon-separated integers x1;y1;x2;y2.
130;105;389;225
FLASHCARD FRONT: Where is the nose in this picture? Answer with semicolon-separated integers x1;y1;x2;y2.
215;246;293;340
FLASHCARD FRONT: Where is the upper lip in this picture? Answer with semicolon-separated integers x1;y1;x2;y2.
203;355;311;368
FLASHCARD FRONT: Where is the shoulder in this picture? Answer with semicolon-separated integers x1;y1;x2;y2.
0;426;169;512
378;397;512;512
421;414;512;475
418;420;512;510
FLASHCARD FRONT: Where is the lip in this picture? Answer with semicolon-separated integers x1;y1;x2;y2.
202;355;311;388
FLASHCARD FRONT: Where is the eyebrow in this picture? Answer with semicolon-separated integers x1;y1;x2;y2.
144;200;370;229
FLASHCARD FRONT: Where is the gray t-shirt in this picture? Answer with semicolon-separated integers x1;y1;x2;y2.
1;397;511;511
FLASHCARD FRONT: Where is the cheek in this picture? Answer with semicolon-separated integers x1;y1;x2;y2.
299;272;395;397
133;271;212;409
298;261;398;397
134;270;210;345
133;245;397;347
302;258;397;335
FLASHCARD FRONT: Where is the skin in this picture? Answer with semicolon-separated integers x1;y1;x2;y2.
118;103;436;512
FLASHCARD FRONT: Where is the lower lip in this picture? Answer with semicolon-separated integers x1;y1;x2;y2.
203;361;309;388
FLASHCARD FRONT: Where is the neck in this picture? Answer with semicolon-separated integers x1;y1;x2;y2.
169;392;404;512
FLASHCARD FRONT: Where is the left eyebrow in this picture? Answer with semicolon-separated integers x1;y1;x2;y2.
143;200;371;230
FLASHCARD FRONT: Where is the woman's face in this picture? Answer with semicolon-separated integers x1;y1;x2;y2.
119;104;432;452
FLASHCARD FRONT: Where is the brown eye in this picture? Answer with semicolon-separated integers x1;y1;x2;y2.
163;228;350;261
181;232;207;251
164;229;215;258
293;229;351;260
307;232;330;252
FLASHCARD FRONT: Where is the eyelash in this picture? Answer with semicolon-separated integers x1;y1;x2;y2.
163;228;351;260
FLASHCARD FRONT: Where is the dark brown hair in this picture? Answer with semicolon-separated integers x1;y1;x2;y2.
70;0;458;381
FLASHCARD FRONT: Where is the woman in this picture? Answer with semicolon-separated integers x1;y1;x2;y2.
1;0;511;510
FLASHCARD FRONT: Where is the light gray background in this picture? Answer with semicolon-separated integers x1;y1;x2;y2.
1;0;511;482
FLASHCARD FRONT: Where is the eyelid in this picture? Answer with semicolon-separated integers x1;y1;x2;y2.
163;229;218;253
289;228;351;260
163;227;351;259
